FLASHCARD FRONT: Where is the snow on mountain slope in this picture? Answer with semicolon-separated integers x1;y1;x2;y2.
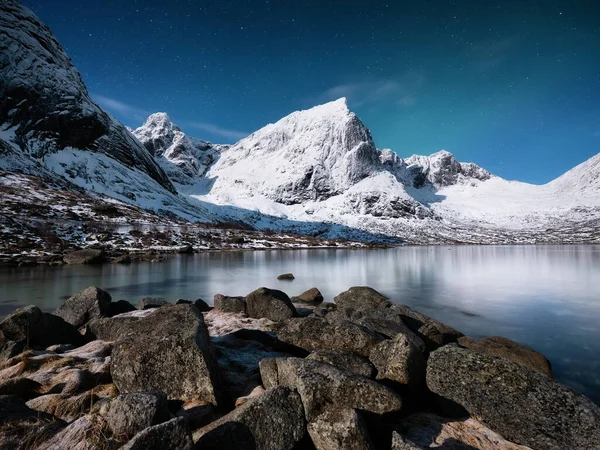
206;98;382;204
133;113;227;185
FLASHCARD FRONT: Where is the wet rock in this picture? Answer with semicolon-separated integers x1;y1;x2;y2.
307;349;375;378
0;305;86;348
245;287;297;321
111;305;222;405
426;345;600;450
277;273;295;280
369;333;426;385
277;316;385;357
85;315;140;341
291;287;324;305
307;408;374;450
63;248;106;265
334;286;392;310
213;294;247;314
53;286;112;328
136;297;170;310
262;358;402;421
459;336;552;377
193;299;211;312
109;300;136;316
392;413;532;450
122;417;193;450
194;387;305;450
105;392;171;441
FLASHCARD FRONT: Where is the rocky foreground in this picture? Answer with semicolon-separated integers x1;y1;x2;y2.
0;285;598;449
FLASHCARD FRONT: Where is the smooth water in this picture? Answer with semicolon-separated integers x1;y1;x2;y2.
1;245;600;403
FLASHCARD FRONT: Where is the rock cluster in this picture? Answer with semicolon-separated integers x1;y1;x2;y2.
0;284;598;449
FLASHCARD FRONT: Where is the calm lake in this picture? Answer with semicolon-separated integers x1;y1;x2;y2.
1;245;599;403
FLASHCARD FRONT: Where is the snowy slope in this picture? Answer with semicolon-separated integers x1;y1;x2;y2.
133;113;227;185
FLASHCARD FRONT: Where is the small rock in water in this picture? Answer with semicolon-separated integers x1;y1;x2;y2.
277;273;295;280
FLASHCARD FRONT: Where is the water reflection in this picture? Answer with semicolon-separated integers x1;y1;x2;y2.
1;245;599;402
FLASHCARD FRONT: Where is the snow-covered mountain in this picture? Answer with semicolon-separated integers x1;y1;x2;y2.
0;0;213;221
132;113;227;185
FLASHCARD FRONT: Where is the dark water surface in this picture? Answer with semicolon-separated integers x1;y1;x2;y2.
1;245;599;402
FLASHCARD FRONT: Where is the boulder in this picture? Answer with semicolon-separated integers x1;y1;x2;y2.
194;387;305;450
176;299;192;304
136;297;170;310
37;415;114;449
307;349;375;378
63;248;105;264
53;286;112;328
277;316;385;357
312;302;336;317
109;300;136;316
426;345;600;450
391;304;463;350
291;287;324;305
326;307;426;352
111;304;222;405
308;408;374;450
105;392;171;441
0;340;25;362
392;414;532;450
85;315;141;341
122;417;193;450
262;358;402;421
213;294;247;314
277;273;295;280
369;333;426;385
194;299;211;312
245;287;297;321
459;336;552;377
334;286;392;310
179;244;194;254
0;305;86;348
259;358;280;389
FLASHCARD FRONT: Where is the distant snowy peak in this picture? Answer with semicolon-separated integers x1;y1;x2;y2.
207;97;381;204
133;113;226;184
405;150;493;188
548;152;600;193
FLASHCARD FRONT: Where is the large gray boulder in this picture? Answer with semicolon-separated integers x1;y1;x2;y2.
63;248;105;264
458;335;552;377
194;387;306;450
426;345;600;450
307;349;375;378
213;294;247;314
291;287;324;305
121;417;193;450
85;315;141;341
0;305;86;348
105;392;171;441
334;286;392;310
277;317;385;357
53;286;112;328
261;357;402;421
369;333;426;385
245;287;297;321
111;305;222;405
308;408;374;450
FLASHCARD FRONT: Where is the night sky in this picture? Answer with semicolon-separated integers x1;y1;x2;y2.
22;0;600;183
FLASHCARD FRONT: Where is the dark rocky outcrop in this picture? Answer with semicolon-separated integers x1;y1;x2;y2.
369;333;426;385
458;335;552;377
193;298;211;312
307;408;374;450
0;305;86;348
277;316;385;357
426;345;600;450
245;287;297;321
63;249;106;265
291;287;324;305
111;305;222;405
194;387;306;450
213;294;247;314
261;358;402;421
109;300;136;316
334;286;392;310
105;392;171;441
306;349;375;378
121;417;193;450
53;286;112;328
136;297;170;310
